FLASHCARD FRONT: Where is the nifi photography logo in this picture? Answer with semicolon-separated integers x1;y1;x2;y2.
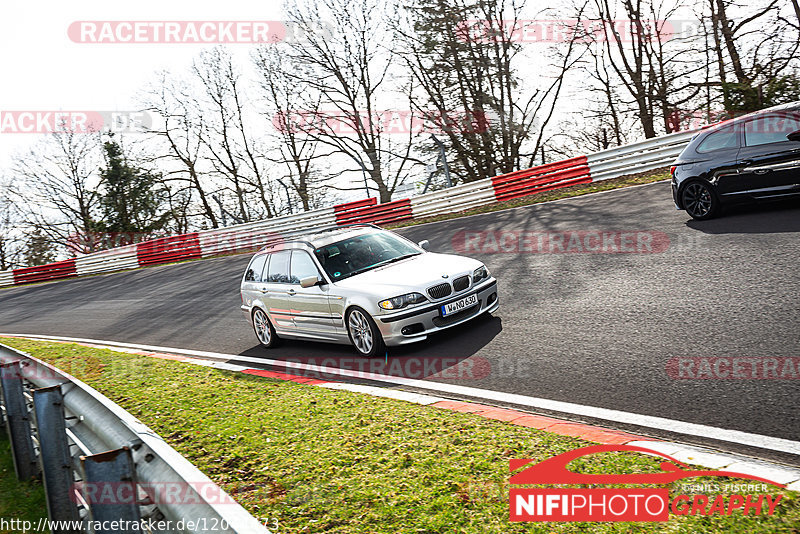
509;445;784;522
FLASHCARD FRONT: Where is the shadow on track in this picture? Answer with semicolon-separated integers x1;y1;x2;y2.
685;198;800;234
238;313;503;383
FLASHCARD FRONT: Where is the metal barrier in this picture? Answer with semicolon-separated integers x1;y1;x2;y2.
0;127;700;288
0;342;269;534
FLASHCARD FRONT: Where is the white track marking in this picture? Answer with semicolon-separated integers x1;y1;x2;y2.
4;332;800;459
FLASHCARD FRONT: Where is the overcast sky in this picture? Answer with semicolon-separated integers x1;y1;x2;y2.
0;0;707;180
0;0;286;169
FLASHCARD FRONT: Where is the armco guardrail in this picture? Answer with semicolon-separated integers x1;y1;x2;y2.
585;129;696;182
0;342;269;533
0;127;699;288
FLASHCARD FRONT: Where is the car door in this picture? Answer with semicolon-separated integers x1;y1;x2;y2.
288;250;340;339
263;250;295;332
241;253;269;311
696;123;745;197
736;112;800;197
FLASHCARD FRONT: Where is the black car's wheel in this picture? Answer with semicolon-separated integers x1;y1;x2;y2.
346;307;385;358
682;181;720;220
253;308;280;348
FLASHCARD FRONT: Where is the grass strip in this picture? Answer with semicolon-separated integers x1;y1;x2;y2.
0;430;48;533
0;337;796;534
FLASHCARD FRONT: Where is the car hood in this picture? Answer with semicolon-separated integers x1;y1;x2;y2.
331;252;482;292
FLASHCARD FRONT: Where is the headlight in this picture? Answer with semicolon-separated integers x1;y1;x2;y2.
378;292;427;310
473;265;489;283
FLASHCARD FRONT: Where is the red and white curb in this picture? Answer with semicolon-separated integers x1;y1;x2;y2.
3;333;799;491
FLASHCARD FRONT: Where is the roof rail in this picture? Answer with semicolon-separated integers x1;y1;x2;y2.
255;223;381;253
257;238;316;252
319;223;382;232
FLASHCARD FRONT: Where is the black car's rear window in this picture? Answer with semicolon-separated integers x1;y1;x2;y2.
696;126;738;153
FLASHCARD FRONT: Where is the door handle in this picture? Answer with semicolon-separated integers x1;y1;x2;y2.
754;169;770;174
287;289;296;296
259;288;269;293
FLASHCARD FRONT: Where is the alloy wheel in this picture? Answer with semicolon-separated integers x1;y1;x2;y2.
683;182;714;219
348;309;373;355
253;309;272;345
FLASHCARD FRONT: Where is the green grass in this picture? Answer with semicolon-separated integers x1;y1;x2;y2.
0;429;48;533
1;337;797;533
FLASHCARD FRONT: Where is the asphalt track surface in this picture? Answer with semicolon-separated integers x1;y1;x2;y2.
1;182;799;463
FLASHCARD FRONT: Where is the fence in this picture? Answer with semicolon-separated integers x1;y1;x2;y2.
0;127;700;288
0;342;269;533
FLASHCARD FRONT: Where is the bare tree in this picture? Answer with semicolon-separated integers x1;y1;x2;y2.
12;130;102;254
192;47;279;222
255;46;326;211
395;0;585;181
142;72;220;228
708;0;800;111
0;179;24;270
283;0;413;202
585;0;708;137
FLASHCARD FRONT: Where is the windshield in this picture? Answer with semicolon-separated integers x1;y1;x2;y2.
314;232;421;281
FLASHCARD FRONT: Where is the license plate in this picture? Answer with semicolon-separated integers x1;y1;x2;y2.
440;293;478;316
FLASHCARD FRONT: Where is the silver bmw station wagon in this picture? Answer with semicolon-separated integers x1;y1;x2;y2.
240;224;499;357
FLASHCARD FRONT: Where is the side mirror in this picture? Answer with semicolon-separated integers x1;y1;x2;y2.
787;130;800;142
418;240;430;251
300;276;321;288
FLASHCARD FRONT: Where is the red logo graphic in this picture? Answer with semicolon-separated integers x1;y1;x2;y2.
510;444;784;522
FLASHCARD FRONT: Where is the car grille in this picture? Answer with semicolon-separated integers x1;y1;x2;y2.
427;282;452;299
452;275;470;292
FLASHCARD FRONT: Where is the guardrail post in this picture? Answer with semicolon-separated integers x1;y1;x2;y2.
0;361;39;480
81;447;141;533
33;385;82;531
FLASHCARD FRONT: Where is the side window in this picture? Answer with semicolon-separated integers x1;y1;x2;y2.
244;255;268;282
744;113;800;147
290;250;320;284
266;250;291;283
696;126;738;153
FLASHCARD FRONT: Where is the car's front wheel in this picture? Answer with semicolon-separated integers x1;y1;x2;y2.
253;308;280;348
682;181;720;220
346;307;385;358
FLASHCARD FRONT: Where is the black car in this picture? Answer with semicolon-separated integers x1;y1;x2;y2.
671;102;800;220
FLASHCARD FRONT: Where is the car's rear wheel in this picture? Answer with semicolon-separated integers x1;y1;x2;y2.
682;181;720;220
346;307;385;358
253;308;280;348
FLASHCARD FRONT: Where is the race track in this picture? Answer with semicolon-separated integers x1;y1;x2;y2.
2;181;798;462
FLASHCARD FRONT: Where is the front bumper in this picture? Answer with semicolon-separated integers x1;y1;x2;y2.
376;279;499;346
